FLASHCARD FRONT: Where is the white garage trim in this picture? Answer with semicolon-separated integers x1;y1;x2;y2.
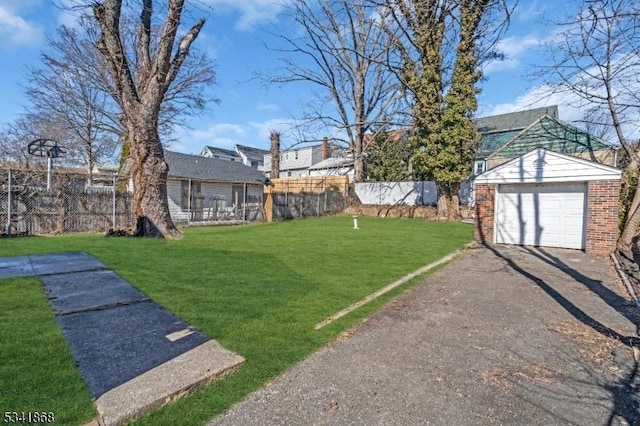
494;182;587;249
476;148;621;184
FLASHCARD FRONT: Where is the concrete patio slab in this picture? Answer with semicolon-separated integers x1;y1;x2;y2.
29;252;105;276
58;300;211;399
41;270;149;315
95;340;245;426
0;255;35;278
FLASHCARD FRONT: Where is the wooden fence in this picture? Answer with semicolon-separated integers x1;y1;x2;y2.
263;176;350;222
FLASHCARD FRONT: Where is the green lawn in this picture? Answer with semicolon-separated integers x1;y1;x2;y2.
0;215;473;425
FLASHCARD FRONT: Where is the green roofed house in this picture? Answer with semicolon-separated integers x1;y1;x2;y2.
474;106;618;175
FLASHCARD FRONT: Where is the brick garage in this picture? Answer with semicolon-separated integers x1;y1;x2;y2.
474;148;622;256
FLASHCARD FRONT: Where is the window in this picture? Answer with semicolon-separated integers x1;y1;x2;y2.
474;160;485;175
295;150;299;160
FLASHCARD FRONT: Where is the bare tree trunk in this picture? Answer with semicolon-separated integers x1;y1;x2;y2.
270;131;280;179
619;160;640;252
128;114;181;239
354;133;365;182
619;188;640;252
437;184;461;220
93;0;206;239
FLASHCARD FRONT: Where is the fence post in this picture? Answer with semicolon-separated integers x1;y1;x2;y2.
6;169;11;235
299;187;303;218
243;182;247;221
285;183;289;219
112;172;117;230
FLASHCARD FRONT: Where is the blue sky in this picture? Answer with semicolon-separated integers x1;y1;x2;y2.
0;0;631;157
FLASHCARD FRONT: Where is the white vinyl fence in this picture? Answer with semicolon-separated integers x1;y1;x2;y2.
355;181;474;206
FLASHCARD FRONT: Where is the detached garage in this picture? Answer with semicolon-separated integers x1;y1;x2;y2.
475;148;622;256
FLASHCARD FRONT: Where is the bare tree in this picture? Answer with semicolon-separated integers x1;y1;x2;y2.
263;0;400;182
25;24;120;183
539;0;640;251
21;8;216;186
91;0;208;238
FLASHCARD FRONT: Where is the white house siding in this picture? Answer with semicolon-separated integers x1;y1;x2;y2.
264;146;323;175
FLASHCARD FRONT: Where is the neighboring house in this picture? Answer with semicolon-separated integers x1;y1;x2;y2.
163;150;269;222
199;146;243;163
235;144;269;171
264;139;343;178
474;106;617;175
200;144;269;171
308;155;355;179
366;106;617;178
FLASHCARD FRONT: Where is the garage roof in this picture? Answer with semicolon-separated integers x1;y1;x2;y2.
475;148;621;184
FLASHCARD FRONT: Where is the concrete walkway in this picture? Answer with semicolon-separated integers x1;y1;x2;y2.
0;252;244;426
211;245;640;425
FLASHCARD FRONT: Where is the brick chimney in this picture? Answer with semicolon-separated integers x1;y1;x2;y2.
322;137;330;160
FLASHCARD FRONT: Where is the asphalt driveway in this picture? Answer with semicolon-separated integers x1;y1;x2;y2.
210;245;640;425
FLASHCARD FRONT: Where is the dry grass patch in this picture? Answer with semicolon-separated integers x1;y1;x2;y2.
480;363;562;390
548;320;625;374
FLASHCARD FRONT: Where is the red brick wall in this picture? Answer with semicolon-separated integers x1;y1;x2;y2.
475;184;495;244
586;180;620;256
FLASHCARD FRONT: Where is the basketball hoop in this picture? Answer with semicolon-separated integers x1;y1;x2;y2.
27;139;65;190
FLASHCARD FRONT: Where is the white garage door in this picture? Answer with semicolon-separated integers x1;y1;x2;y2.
495;183;586;249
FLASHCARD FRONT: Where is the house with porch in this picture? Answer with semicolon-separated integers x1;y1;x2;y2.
163;150;269;222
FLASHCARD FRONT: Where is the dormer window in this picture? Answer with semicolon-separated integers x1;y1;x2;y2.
474;160;486;175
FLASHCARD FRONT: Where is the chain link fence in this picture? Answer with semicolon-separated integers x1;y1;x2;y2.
1;168;133;236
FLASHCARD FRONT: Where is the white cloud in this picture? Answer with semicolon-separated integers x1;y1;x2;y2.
513;0;546;23
484;85;568;117
0;5;43;47
256;101;280;112
205;0;284;31
484;34;545;74
55;0;86;29
249;117;298;146
169;122;249;153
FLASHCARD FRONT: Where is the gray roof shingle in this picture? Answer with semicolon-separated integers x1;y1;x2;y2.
164;150;268;184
